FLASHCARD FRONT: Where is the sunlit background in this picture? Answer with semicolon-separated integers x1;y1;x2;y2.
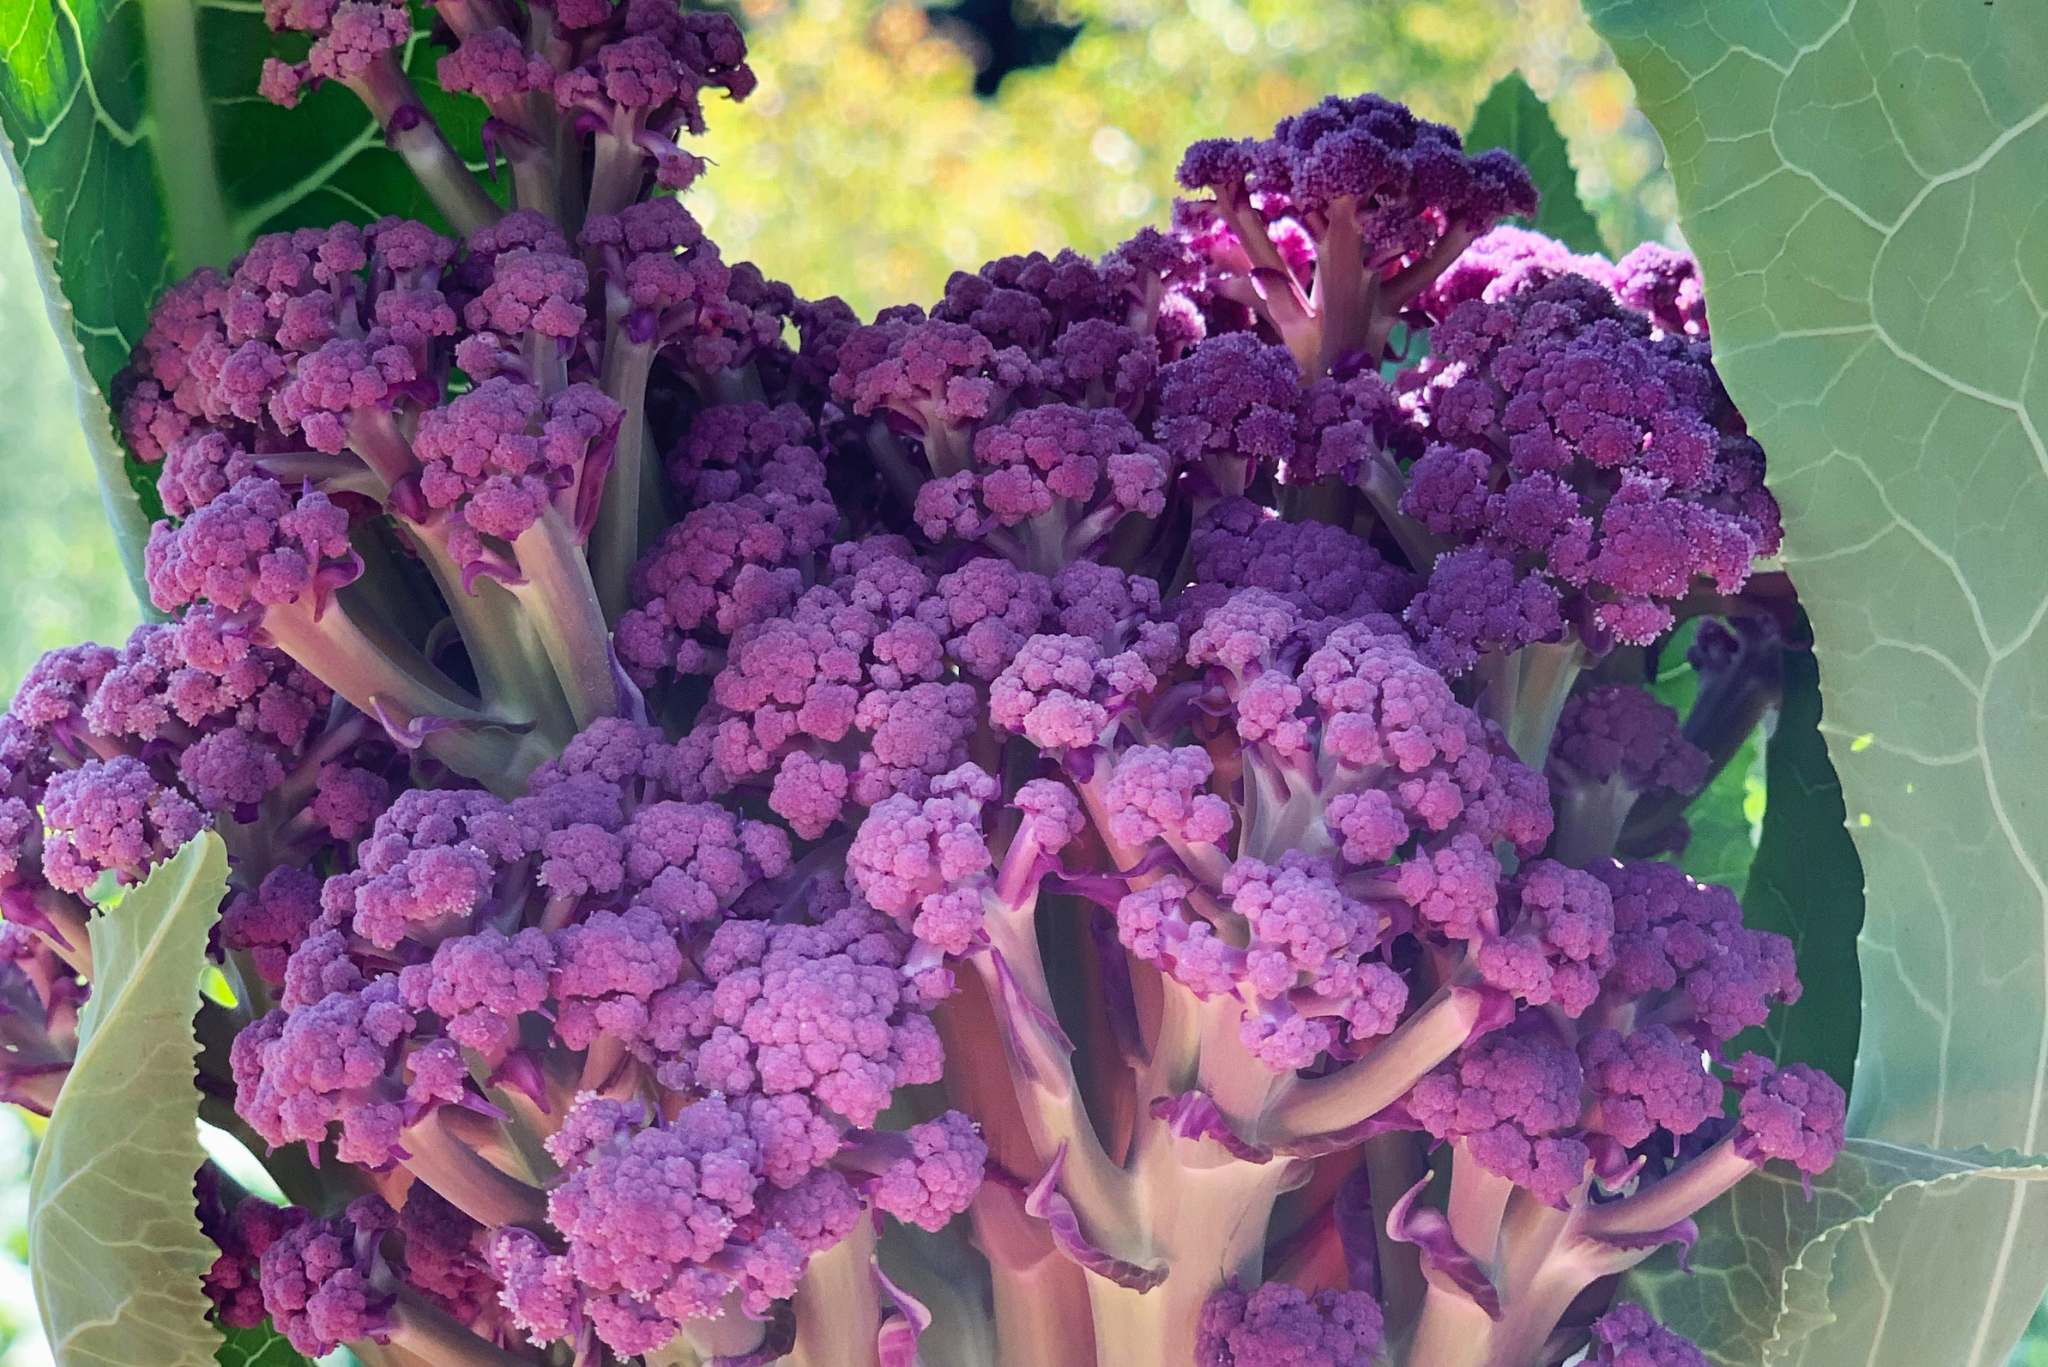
4;1;2035;1362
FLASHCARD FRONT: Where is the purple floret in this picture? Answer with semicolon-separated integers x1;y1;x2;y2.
1552;685;1708;795
1730;1054;1847;1175
1581;1025;1723;1147
1588;1304;1712;1367
145;476;359;615
1153;334;1301;497
865;1112;988;1231
1196;1279;1385;1367
257;1197;398;1357
1403;273;1778;653
1596;860;1800;1043
39;756;207;894
1409;1018;1589;1205
1611;243;1709;339
1477;860;1614;1016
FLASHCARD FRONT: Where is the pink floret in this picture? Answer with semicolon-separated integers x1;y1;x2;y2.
1104;745;1233;849
1731;1054;1846;1175
1588;1304;1711;1367
1409;1019;1588;1204
1580;1025;1722;1147
146;477;358;614
1196;1280;1385;1367
869;1112;987;1231
39;756;207;893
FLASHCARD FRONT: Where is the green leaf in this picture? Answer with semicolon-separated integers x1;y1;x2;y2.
1463;73;1607;256
1627;1140;2048;1367
1646;619;1765;899
1585;0;2048;1357
0;2;493;574
215;1322;314;1367
1735;647;1864;1090
28;832;231;1367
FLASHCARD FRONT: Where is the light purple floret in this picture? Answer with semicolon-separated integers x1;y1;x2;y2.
1409;1018;1590;1205
1587;1304;1712;1367
1196;1279;1385;1367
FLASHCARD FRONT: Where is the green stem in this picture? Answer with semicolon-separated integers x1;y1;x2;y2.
509;507;620;728
1502;641;1587;771
593;338;656;619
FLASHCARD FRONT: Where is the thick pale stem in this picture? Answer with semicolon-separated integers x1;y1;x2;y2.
399;1110;548;1229
593;338;657;619
974;1191;1099;1367
974;899;1129;1238
1083;1154;1289;1367
509;507;620;727
387;1288;537;1365
1503;642;1587;771
1583;1136;1758;1238
1311;199;1368;377
1548;777;1638;867
587;130;649;223
789;1219;881;1367
1364;1134;1429;1345
1267;986;1487;1141
259;595;482;727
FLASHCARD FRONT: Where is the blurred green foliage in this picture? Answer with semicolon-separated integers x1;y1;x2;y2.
0;172;136;700
693;0;1674;316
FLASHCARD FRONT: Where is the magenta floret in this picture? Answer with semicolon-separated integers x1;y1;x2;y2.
1587;1305;1711;1367
1196;1279;1385;1367
1409;1018;1589;1204
1731;1054;1847;1175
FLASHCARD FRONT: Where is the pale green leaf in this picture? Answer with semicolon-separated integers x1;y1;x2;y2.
1585;0;2048;1357
1628;1140;2048;1367
1463;72;1606;255
28;832;230;1367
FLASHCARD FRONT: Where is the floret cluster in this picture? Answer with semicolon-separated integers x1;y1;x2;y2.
0;4;1836;1363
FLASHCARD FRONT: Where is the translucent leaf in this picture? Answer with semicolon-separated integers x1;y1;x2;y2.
1463;72;1606;255
1626;1140;2048;1367
1586;0;2048;1357
28;833;230;1366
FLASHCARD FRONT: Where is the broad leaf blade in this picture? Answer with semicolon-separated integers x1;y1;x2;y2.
1627;1140;2048;1367
28;832;231;1367
1734;648;1864;1090
1585;0;2048;1357
1463;73;1606;255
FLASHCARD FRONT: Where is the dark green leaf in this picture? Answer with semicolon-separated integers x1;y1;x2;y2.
1735;647;1864;1090
1463;73;1606;255
215;1321;313;1367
